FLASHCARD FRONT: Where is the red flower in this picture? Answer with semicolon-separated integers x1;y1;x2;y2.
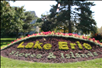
73;34;77;37
14;40;17;42
11;41;13;43
82;36;85;39
68;33;73;36
28;34;30;37
38;33;41;35
97;40;100;43
92;38;95;42
63;33;65;35
34;34;37;36
58;32;61;35
89;38;91;40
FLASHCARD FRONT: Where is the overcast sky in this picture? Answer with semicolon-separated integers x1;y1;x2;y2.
9;1;102;28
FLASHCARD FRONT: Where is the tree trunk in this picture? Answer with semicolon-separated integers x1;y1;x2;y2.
16;29;18;39
68;1;72;33
64;26;65;33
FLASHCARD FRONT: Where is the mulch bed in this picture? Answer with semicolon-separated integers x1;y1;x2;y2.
1;36;102;63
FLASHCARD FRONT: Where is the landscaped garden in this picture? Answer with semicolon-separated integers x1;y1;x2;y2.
1;1;102;68
1;31;102;68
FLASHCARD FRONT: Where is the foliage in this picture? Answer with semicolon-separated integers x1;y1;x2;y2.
22;11;37;36
70;43;76;49
76;41;83;49
43;43;52;50
47;52;56;59
1;1;13;37
83;43;92;50
1;31;102;50
35;14;56;32
41;20;55;32
1;1;37;38
25;42;34;48
48;0;96;34
100;40;102;43
91;33;102;41
1;1;26;38
17;42;24;48
33;41;43;49
75;1;97;35
58;42;69;50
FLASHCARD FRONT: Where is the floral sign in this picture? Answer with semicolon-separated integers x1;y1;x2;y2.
1;31;102;63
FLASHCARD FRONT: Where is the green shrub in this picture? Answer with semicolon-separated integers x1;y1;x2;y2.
91;33;102;41
100;40;102;43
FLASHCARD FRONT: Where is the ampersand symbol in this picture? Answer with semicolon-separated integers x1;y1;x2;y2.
47;52;56;59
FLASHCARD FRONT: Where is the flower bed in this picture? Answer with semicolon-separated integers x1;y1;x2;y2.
1;31;102;63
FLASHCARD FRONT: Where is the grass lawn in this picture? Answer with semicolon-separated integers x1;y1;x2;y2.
1;56;102;68
1;38;102;68
1;38;16;48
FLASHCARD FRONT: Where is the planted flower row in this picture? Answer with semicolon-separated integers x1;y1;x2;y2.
1;31;102;50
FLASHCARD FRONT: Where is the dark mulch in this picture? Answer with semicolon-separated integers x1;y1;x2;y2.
1;36;102;63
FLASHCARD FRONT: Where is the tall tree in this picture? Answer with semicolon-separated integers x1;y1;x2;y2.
1;1;14;36
22;11;37;36
35;14;56;32
75;1;97;35
11;6;26;38
49;0;96;34
1;1;26;38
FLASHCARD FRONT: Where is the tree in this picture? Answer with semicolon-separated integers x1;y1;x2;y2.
1;1;15;37
75;1;97;35
22;11;37;36
1;1;26;38
10;6;26;38
49;0;96;34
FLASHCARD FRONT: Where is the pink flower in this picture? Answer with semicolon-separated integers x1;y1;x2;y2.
28;34;30;37
74;34;78;37
89;38;91;40
58;32;61;35
92;38;95;41
68;33;73;36
97;40;100;43
38;33;41;35
11;41;13;43
14;40;17;42
33;34;37;36
82;36;85;39
63;33;65;35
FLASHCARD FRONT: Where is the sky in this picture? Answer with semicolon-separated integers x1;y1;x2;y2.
9;1;102;28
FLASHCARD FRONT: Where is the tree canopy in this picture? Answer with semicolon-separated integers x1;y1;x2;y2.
1;1;37;38
47;0;97;34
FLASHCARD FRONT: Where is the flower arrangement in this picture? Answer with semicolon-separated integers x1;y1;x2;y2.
1;31;102;50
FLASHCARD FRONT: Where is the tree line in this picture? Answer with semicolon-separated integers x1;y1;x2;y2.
1;1;37;38
36;0;97;35
1;0;98;38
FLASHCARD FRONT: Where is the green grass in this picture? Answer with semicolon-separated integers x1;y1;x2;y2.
1;38;16;40
1;38;102;68
1;38;16;48
1;56;102;68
